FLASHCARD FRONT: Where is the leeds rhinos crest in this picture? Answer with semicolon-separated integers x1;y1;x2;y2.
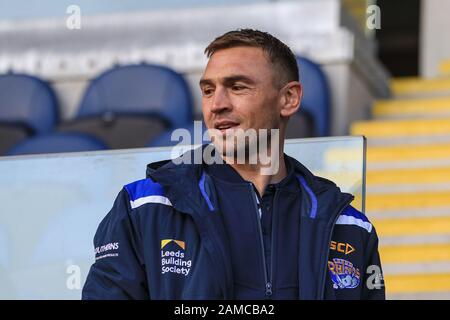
328;258;361;289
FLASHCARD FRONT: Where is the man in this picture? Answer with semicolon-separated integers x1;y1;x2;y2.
82;29;385;300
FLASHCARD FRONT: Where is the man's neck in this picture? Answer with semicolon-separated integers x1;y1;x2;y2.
225;153;287;197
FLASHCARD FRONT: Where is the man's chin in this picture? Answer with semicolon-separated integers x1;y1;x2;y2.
212;139;258;162
211;139;234;157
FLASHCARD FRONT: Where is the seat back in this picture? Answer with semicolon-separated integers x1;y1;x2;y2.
77;63;193;128
0;125;29;155
285;111;316;139
58;115;168;149
6;133;108;156
0;73;58;134
297;57;331;136
149;122;210;147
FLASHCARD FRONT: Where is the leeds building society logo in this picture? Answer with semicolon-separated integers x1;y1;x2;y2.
328;258;361;289
161;239;192;276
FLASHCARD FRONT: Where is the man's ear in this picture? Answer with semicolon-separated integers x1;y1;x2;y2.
280;82;302;118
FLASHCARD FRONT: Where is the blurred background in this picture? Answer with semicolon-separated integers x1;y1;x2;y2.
1;0;450;299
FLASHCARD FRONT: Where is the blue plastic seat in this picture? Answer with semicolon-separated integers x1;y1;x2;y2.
0;73;59;154
149;122;210;147
0;73;58;133
58;63;194;149
77;63;193;128
6;132;108;156
296;57;331;137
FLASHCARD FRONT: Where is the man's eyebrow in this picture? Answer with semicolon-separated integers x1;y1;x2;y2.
199;78;213;87
222;75;256;86
199;75;256;87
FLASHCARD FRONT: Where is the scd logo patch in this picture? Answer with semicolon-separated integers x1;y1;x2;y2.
328;258;360;289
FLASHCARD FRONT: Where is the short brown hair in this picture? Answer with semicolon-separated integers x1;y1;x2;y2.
204;29;299;87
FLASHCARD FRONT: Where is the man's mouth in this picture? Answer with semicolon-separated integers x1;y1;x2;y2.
213;120;240;134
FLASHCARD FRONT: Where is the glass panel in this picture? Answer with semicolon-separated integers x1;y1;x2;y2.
284;136;366;212
0;136;366;299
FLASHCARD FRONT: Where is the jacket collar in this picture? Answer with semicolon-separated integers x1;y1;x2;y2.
206;154;298;194
145;144;353;220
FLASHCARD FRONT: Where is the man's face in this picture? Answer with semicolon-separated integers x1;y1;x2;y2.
200;46;283;156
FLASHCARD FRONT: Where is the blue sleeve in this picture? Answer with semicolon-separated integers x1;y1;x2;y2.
362;226;386;300
82;189;150;300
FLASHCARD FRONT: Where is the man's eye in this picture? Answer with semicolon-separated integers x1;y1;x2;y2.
202;88;213;96
232;85;246;91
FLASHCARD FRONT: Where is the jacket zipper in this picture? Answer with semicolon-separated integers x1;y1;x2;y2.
249;184;273;299
318;196;354;299
268;189;278;298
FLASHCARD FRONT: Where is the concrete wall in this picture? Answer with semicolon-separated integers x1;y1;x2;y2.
420;0;450;78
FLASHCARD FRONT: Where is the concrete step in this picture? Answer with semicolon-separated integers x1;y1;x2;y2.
366;144;450;163
322;168;450;195
373;97;450;119
388;291;450;300
368;167;450;185
355;74;450;299
364;191;450;212
366;136;450;147
379;234;450;246
351;118;450;138
380;243;450;264
373;216;450;237
391;77;450;98
369;207;450;220
325;144;450;170
367;167;450;188
440;59;450;76
385;273;450;295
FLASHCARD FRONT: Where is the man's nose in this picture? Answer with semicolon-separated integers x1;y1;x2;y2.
210;87;232;114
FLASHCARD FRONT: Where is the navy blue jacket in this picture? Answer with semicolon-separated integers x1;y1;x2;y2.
82;147;385;300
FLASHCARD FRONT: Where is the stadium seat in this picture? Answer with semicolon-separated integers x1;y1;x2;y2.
58;63;194;149
6;132;108;156
0;73;59;155
149;121;210;147
295;56;331;137
285;110;317;139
